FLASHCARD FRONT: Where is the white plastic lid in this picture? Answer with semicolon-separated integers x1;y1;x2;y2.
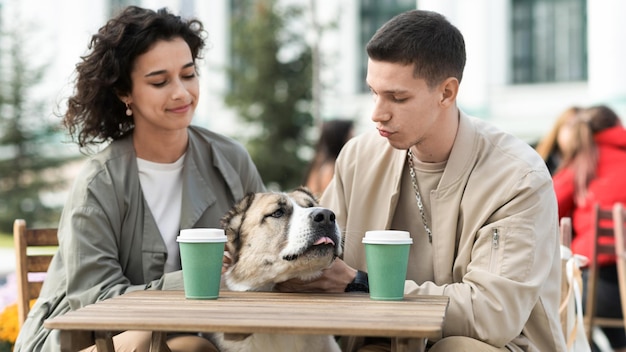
362;230;413;245
177;228;227;243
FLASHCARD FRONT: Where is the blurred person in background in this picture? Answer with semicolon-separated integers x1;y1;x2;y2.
15;6;265;352
303;119;354;196
553;105;626;352
535;106;581;175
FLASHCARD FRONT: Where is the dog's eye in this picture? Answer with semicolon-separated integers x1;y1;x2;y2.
270;209;284;218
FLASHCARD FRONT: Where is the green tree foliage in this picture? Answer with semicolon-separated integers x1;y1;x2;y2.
226;0;313;191
0;29;78;231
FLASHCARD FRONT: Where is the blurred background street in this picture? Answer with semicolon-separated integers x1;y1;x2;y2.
0;6;625;350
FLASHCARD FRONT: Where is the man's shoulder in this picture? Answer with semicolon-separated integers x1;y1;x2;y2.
463;113;546;171
340;130;404;166
345;130;393;153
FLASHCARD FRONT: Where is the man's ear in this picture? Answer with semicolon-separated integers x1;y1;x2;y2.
439;77;459;108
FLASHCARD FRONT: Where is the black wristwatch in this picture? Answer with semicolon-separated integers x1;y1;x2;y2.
345;270;369;293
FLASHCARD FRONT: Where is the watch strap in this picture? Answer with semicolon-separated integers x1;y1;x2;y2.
344;270;369;293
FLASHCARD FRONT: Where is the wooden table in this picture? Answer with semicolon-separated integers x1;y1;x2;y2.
44;290;448;352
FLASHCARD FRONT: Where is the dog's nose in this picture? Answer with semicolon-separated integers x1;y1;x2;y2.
311;208;336;225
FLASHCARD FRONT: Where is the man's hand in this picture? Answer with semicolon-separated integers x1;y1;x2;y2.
275;258;357;293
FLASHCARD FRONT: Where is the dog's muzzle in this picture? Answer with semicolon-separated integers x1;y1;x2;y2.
282;208;341;261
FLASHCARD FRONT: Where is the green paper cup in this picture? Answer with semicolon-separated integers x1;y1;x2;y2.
363;230;413;300
177;228;227;300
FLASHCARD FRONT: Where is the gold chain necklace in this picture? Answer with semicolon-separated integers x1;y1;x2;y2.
407;149;432;243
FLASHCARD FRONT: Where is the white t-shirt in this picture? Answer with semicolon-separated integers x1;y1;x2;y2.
137;154;185;273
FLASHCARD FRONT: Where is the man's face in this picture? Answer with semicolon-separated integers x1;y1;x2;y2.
366;59;443;151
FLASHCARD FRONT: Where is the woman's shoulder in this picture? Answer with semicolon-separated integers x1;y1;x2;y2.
188;125;246;152
78;137;133;172
595;126;626;148
187;125;255;169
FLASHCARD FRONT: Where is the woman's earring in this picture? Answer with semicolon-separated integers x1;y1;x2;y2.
125;103;132;116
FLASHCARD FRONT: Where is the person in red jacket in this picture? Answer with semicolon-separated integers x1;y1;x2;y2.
535;106;581;175
553;104;626;352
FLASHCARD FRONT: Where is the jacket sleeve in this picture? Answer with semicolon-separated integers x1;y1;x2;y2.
61;195;180;310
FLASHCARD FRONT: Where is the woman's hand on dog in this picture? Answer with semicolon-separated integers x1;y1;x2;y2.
274;258;357;293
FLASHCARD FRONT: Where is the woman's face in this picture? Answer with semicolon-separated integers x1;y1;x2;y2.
557;121;577;156
124;37;199;135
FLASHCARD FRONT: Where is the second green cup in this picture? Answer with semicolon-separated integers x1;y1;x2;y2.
362;230;413;300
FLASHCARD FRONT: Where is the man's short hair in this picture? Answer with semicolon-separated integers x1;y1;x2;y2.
366;10;466;88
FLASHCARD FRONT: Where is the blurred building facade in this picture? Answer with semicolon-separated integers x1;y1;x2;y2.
1;0;625;144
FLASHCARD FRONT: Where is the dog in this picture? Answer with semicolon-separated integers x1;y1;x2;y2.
206;187;343;352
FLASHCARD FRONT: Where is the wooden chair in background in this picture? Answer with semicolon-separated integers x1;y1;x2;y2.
14;219;98;350
613;203;626;333
13;219;58;327
583;204;625;342
559;216;593;351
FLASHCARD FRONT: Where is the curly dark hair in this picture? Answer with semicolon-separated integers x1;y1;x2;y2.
63;6;206;149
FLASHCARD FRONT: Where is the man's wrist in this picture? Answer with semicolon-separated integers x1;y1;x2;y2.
344;270;369;293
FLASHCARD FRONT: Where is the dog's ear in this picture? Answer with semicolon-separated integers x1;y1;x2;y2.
293;186;319;206
221;192;256;263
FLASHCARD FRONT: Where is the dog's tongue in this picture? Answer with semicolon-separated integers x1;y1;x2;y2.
314;237;335;246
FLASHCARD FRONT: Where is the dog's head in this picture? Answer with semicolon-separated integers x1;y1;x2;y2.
220;187;342;291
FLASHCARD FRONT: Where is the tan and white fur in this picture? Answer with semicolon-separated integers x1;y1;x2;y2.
206;187;342;352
